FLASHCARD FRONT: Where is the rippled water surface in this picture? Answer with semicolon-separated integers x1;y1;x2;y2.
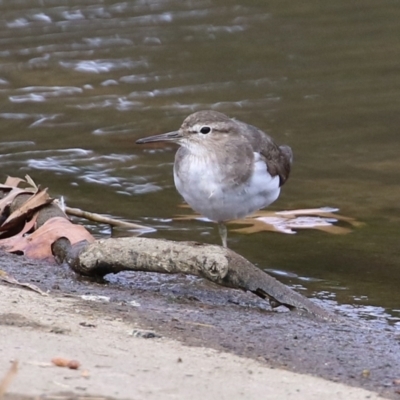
1;0;399;326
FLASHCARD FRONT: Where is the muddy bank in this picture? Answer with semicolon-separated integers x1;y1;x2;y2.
1;250;400;399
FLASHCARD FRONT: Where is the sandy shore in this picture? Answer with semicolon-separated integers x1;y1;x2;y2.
0;284;385;400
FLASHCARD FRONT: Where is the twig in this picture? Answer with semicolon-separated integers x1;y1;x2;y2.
64;206;152;231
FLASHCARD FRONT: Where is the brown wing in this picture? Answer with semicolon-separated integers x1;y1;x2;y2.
236;121;293;187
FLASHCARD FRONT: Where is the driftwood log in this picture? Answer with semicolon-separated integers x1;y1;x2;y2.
52;237;336;321
0;177;336;321
0;177;338;320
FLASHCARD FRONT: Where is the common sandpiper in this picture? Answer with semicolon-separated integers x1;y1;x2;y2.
136;110;293;248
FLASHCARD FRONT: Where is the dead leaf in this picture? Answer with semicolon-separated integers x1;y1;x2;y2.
24;174;39;190
51;358;70;368
4;176;26;188
175;206;362;235
232;215;353;235
4;217;95;260
0;187;28;216
0;360;18;397
0;270;48;296
0;213;38;248
274;208;363;228
0;175;36;194
0;188;53;232
51;358;81;370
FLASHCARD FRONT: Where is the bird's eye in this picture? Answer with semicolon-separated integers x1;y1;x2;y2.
200;126;211;134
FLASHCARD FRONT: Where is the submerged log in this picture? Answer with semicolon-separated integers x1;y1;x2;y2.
52;236;337;321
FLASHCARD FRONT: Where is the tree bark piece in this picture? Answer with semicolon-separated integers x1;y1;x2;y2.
53;237;337;321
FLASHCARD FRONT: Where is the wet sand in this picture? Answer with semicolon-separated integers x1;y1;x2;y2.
1;251;399;399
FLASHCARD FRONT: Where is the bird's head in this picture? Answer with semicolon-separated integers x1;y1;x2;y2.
136;110;241;150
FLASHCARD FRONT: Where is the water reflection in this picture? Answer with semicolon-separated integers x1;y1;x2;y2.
0;0;399;326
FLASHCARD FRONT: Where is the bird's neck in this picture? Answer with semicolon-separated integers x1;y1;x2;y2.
179;140;222;163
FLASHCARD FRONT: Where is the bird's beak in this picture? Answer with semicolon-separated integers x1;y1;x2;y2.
136;130;182;144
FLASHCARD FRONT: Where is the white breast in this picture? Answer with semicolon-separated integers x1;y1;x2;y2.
174;152;280;222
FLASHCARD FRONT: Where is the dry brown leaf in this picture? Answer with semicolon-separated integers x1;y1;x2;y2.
0;213;38;248
51;358;81;370
231;215;354;235
51;357;70;367
4;217;95;260
0;188;53;232
0;360;18;397
0;187;28;215
273;209;363;228
24;174;39;190
0;176;36;192
309;225;353;234
0;184;14;191
0;176;40;219
175;207;362;235
4;176;26;188
0;270;48;296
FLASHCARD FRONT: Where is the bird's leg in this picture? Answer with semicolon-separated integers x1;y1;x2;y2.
218;222;228;248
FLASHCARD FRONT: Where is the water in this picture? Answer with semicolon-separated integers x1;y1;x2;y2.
0;0;399;326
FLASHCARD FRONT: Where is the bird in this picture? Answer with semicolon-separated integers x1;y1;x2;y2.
136;110;292;248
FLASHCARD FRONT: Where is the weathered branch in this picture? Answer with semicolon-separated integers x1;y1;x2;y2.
64;206;151;231
52;236;337;321
0;175;337;322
